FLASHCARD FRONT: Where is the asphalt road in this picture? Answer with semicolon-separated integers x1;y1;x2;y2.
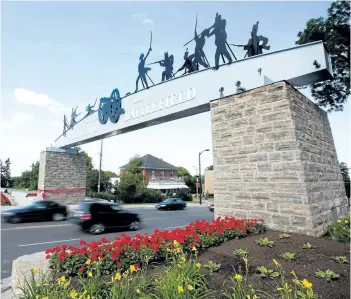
1;206;214;279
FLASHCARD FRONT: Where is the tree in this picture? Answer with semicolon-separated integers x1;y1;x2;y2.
12;161;39;190
340;162;350;199
177;166;196;193
206;165;214;170
295;0;350;111
1;158;12;188
125;156;143;174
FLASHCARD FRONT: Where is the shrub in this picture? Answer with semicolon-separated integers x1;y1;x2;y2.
328;218;350;243
87;192;118;202
135;188;166;203
175;189;193;202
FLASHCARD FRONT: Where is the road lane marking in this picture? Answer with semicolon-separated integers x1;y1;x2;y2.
1;224;73;231
19;238;80;247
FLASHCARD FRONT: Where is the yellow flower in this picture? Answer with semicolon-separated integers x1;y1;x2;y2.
136;289;141;294
32;268;40;274
345;220;349;224
302;279;312;289
115;273;121;281
87;271;93;277
174;240;179;246
234;274;243;281
176;247;181;253
85;259;91;265
180;256;186;262
58;275;66;285
337;220;342;223
87;296;90;299
130;265;136;272
195;262;201;268
177;285;184;293
273;259;280;267
70;290;78;298
187;285;194;291
192;246;197;251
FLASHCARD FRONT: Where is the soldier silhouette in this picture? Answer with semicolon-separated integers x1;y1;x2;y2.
135;46;152;93
243;22;270;57
207;13;233;69
159;52;174;82
70;106;80;128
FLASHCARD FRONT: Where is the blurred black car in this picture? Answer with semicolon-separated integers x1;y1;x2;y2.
2;200;67;224
155;198;187;210
73;201;141;234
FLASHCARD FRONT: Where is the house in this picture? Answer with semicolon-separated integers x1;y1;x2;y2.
119;154;188;194
204;169;214;196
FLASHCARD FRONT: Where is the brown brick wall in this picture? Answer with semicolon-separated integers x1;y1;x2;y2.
120;168;176;185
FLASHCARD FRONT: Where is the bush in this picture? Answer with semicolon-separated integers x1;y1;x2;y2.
135;188;166;203
175;189;193;202
328;218;350;243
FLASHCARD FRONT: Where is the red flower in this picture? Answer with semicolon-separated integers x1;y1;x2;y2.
80;266;85;272
116;261;122;267
46;254;50;259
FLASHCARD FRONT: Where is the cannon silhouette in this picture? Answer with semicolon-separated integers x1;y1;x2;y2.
98;88;125;125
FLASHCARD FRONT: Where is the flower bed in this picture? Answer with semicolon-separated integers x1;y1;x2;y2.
45;217;265;276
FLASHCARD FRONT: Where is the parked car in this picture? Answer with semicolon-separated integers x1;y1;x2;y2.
2;200;67;224
73;201;141;234
155;198;187;210
208;203;214;212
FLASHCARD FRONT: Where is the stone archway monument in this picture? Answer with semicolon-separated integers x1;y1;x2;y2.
39;39;348;236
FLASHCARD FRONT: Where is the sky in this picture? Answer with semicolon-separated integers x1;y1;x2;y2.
1;1;350;177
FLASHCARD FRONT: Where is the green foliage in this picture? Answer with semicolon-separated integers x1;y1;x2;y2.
256;266;279;279
206;165;213;170
175;189;193;202
315;269;340;282
233;248;248;258
88;192;119;202
295;0;350;111
255;237;274;248
0;158;12;188
204;260;221;273
177;166;196;193
279;233;291;239
12;161;39;191
328;218;350;242
302;243;315;249
340;162;350;200
333;255;349;264
281;252;295;261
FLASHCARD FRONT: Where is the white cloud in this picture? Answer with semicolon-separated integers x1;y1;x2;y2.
132;13;155;25
14;88;68;114
49;121;63;128
12;113;33;124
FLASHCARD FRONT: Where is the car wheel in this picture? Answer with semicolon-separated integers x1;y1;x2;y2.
89;223;105;235
52;213;65;221
129;220;140;231
9;215;21;224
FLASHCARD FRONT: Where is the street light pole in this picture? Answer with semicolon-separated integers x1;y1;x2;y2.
192;166;198;199
98;139;103;193
198;149;209;205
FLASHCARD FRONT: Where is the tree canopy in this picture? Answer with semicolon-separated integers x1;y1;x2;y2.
295;0;350;111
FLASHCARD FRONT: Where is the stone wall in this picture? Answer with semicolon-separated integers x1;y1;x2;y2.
38;149;86;204
210;80;348;237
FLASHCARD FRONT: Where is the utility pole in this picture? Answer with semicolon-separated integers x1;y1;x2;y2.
198;149;209;205
193;166;198;199
98;139;103;193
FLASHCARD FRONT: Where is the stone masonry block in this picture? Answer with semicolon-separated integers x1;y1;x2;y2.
211;81;348;237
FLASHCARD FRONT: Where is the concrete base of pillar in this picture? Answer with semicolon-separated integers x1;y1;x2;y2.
211;81;349;237
38;148;86;204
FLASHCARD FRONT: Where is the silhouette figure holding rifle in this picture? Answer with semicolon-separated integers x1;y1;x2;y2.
207;13;233;69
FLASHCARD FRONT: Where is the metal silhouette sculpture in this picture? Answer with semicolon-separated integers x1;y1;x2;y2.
98;88;125;125
85;98;97;116
63;115;69;136
207;13;235;69
183;15;210;70
173;48;195;78
135;31;154;93
70;106;81;129
231;22;270;58
148;52;174;82
235;81;246;93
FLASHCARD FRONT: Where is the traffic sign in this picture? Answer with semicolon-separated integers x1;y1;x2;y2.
196;182;200;188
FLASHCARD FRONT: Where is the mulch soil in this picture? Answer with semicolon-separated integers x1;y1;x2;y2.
198;230;350;299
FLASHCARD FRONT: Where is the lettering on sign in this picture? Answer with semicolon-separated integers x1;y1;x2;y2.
72;118;98;140
125;87;196;122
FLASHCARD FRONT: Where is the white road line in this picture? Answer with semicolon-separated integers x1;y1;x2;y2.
19;238;80;247
1;224;73;231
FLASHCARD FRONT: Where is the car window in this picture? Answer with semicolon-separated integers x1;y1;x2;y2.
33;202;46;209
176;199;183;203
110;205;122;211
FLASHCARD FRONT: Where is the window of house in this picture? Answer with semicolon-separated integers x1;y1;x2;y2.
151;170;155;178
160;170;164;177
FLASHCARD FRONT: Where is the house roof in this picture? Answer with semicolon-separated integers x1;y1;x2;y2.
120;154;178;171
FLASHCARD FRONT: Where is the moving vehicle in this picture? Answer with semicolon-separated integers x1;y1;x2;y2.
73;201;141;234
2;200;67;224
208;202;214;212
155;198;187;210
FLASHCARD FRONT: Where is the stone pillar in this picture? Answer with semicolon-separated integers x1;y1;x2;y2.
211;80;348;237
38;148;86;204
